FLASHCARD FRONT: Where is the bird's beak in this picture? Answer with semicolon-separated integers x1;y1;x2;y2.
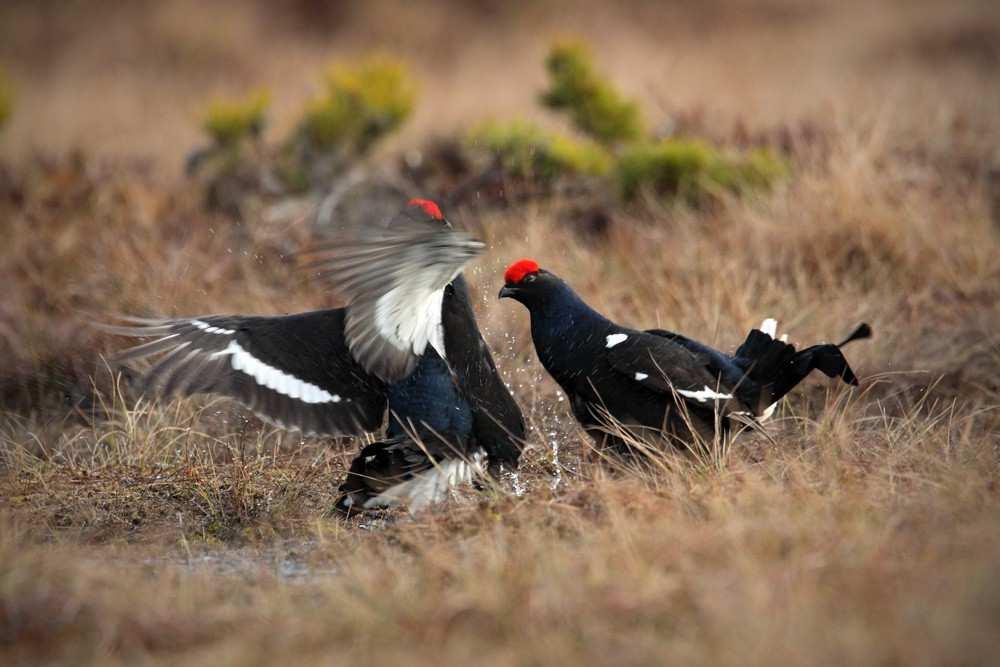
498;285;517;300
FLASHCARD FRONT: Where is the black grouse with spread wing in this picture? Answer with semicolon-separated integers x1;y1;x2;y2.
103;200;525;512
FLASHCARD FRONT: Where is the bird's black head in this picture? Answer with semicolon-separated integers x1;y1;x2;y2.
499;258;611;368
497;258;566;309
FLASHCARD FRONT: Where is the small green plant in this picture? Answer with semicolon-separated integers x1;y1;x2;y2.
301;55;416;154
730;147;789;191
469;119;611;181
616;140;715;200
540;41;643;145
202;90;269;148
547;134;613;177
615;139;786;202
0;68;12;131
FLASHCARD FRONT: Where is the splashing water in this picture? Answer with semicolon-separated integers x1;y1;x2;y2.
503;465;527;497
549;431;561;491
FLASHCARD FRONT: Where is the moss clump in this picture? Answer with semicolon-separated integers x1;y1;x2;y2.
301;55;416;154
540;41;643;145
0;69;12;131
469;120;611;181
616;140;786;202
202;90;269;148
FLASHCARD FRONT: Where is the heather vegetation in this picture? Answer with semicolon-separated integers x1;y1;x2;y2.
187;55;417;209
615;140;788;202
299;55;415;155
463;42;785;204
540;41;645;145
468;119;612;181
202;90;270;149
182;41;783;215
1;1;998;665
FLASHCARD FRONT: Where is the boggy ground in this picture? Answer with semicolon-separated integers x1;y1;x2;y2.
2;1;1000;665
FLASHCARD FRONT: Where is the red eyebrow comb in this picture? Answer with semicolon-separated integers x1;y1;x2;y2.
504;259;540;284
408;198;443;220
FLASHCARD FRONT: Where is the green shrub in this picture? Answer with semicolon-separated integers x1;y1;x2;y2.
735;147;789;190
703;147;788;197
540;41;643;145
0;69;12;131
547;134;613;177
469;120;548;178
202;90;269;148
301;55;416;154
616;140;713;200
469;120;611;181
616;140;786;202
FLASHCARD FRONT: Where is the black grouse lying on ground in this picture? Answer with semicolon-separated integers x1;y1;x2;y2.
102;200;525;512
499;259;870;453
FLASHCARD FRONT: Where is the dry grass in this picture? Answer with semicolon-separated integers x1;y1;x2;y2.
2;1;1000;665
3;396;998;664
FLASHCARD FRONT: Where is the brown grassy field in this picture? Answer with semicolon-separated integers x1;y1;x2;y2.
2;1;1000;665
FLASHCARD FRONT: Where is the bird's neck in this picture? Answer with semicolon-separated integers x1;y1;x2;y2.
529;284;612;377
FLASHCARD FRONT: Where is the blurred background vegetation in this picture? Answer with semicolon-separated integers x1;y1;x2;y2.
1;0;997;218
2;1;996;163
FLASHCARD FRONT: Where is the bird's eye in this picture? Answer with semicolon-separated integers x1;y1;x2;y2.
523;274;537;283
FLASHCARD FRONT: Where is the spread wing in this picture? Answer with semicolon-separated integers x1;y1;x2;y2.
100;309;387;436
305;205;484;383
606;331;756;414
441;276;526;466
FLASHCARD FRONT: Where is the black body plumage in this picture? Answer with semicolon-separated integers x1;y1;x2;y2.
500;264;869;453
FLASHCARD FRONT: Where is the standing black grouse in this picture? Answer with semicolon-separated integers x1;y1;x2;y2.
498;259;870;453
102;200;525;512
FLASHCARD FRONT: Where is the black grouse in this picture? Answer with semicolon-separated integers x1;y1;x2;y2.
498;259;870;453
103;200;525;512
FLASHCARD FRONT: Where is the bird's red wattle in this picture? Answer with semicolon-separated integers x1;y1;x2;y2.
504;259;540;284
408;198;443;220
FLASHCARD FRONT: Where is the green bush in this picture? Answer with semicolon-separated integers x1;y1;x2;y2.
0;69;12;131
732;147;789;191
301;55;416;154
540;41;643;145
469;120;611;181
616;139;786;202
547;134;613;177
202;90;269;148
